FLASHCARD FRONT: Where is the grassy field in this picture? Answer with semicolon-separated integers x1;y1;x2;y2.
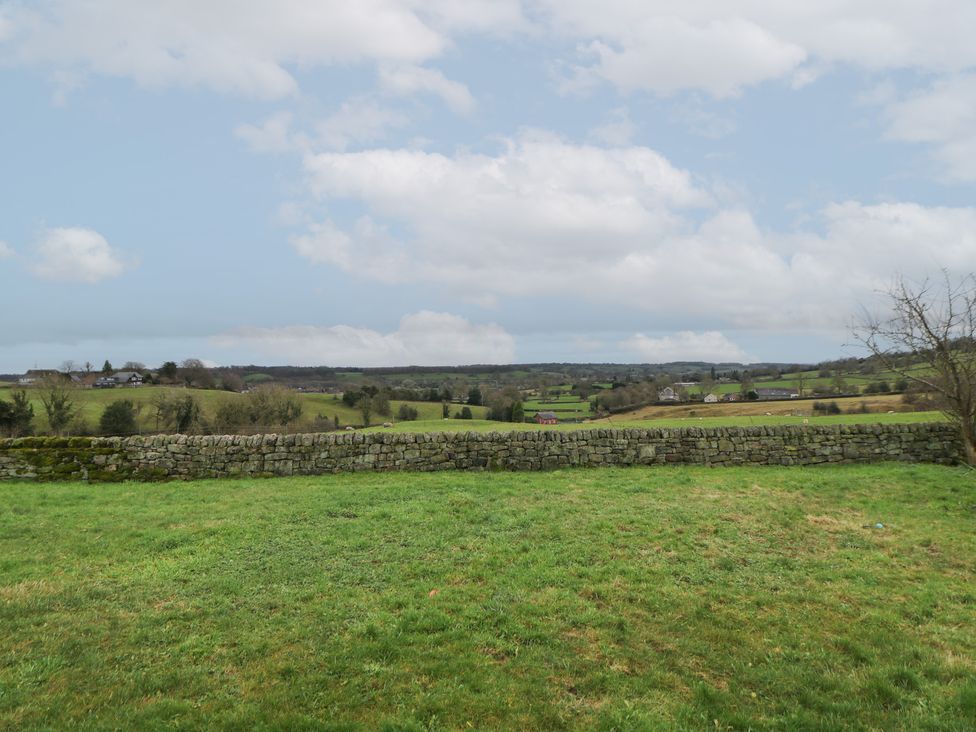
612;393;915;421
363;411;947;434
1;382;944;435
523;393;595;420
1;465;974;728
0;385;488;434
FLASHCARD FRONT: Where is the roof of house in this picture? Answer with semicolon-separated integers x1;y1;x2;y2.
113;371;143;381
536;411;558;419
756;388;798;395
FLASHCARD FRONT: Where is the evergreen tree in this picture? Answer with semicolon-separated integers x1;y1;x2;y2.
510;401;524;423
100;400;138;435
0;393;31;436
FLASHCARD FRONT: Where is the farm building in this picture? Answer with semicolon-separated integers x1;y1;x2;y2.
724;393;742;402
703;393;719;403
755;388;799;400
534;411;558;425
18;369;60;385
658;387;680;402
112;371;144;386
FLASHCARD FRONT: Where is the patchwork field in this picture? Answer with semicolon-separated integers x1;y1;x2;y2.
363;410;946;434
611;393;916;421
2;465;974;729
0;385;488;434
0;383;944;435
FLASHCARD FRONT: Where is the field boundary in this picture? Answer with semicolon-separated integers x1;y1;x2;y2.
0;423;961;482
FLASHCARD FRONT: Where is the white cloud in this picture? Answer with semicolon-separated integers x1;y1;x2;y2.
563;17;806;98
881;74;976;182
291;217;408;281
6;2;976;104
1;1;450;99
589;107;635;146
213;311;515;366
379;64;475;115
538;2;976;96
292;133;976;330
316;98;411;150
31;227;129;283
234;111;301;153
236;98;411;156
415;0;527;35
0;240;12;259
623;331;751;363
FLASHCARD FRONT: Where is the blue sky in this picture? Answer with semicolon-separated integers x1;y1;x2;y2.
2;1;976;372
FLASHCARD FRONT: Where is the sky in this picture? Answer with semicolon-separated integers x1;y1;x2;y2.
3;1;976;372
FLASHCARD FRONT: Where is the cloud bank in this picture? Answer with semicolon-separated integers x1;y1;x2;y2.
213;311;516;367
292;133;976;330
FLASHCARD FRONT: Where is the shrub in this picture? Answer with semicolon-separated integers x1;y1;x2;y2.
213;400;251;433
310;414;336;432
511;401;524;423
100;400;138;435
153;393;201;433
397;404;419;421
0;390;34;437
247;386;303;428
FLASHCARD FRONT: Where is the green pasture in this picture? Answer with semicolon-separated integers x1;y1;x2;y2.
605;411;947;429
2;385;488;434
1;464;974;728
363;410;946;434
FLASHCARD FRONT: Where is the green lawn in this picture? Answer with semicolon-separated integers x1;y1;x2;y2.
1;465;974;729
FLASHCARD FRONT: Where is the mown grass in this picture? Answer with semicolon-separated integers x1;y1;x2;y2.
2;465;975;729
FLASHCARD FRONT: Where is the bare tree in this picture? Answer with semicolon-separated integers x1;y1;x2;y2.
853;272;976;465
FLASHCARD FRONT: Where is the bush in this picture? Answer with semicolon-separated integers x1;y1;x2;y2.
0;390;34;437
153;394;201;433
310;414;336;432
247;386;303;428
100;400;138;435
397;404;419;421
213;400;251;433
511;401;524;423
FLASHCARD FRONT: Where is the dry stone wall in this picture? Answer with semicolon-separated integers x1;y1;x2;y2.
0;423;962;482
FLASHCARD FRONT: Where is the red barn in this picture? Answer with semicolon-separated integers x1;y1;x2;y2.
534;411;558;425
